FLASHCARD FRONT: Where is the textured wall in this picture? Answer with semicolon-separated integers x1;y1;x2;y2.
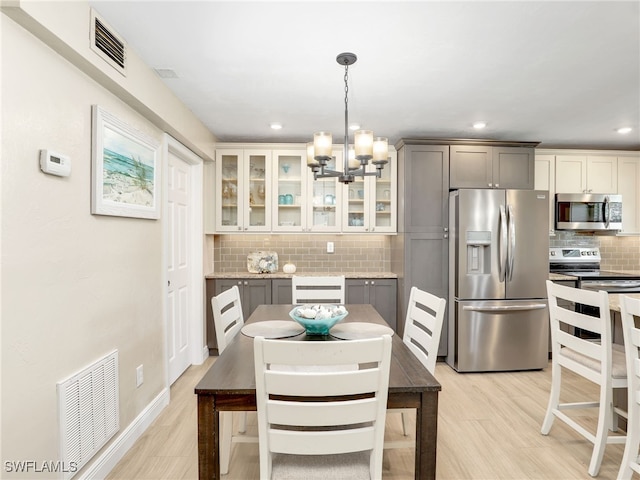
212;234;392;273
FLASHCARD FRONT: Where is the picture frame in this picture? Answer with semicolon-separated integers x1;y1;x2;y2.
91;105;161;219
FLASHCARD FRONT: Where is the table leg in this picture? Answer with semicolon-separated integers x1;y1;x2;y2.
197;395;220;480
415;390;438;479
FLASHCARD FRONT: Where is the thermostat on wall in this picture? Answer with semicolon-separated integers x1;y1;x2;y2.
40;149;71;177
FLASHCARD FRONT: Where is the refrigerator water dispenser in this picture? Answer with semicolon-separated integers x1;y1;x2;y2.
465;231;491;274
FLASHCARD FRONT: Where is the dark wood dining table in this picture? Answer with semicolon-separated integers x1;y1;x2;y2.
195;304;442;479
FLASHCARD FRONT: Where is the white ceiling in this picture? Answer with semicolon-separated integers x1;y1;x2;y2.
89;1;640;150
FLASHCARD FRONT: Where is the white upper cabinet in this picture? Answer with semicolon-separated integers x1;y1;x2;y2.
306;151;343;232
272;150;307;232
342;149;397;233
555;155;617;194
617;156;640;234
215;149;272;232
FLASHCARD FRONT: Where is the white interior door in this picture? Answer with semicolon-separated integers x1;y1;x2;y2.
167;151;192;384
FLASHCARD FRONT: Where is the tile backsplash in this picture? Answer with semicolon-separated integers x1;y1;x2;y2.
210;234;391;273
550;231;640;270
598;235;640;271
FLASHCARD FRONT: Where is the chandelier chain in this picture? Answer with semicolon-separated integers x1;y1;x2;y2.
344;64;349;111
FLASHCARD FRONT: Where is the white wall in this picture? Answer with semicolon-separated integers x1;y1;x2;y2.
1;3;214;477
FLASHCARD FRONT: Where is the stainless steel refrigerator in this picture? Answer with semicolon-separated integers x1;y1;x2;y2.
446;189;549;372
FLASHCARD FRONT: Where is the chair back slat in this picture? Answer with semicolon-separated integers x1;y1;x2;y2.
269;428;376;455
291;275;345;304
265;369;381;397
267;398;378;426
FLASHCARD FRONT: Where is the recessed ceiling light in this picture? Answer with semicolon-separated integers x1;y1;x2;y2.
617;127;632;134
270;123;282;130
473;122;487;129
349;124;360;131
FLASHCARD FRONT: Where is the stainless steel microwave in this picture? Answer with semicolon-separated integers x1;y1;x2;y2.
555;194;622;231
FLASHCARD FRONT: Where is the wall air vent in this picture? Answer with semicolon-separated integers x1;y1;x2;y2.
90;9;127;76
57;350;119;479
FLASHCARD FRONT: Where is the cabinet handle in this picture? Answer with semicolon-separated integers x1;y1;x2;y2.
365;281;369;285
244;281;248;286
444;234;448;239
488;183;492;187
237;281;242;285
371;281;375;285
237;227;242;231
495;183;499;188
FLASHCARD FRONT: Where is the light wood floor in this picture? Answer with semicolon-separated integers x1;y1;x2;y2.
107;357;637;479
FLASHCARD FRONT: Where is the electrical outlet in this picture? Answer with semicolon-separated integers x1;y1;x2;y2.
136;365;144;387
327;241;334;254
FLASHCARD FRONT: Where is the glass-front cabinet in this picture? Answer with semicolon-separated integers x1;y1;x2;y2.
215;149;271;232
212;144;396;234
306;152;343;232
272;150;307;232
343;149;397;233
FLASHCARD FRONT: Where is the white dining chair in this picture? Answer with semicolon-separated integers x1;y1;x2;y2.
619;295;640;480
291;275;345;304
386;287;446;449
541;280;627;477
211;286;257;474
253;334;392;480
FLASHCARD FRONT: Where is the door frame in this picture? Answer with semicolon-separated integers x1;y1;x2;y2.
163;134;206;388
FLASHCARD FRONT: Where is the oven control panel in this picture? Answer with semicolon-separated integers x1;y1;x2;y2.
549;247;601;263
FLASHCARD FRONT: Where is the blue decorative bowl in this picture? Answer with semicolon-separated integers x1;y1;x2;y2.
289;305;349;336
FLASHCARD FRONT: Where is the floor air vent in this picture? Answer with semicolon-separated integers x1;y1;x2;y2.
57;350;119;479
90;9;127;75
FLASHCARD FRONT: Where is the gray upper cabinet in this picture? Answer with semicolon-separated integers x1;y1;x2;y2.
450;145;535;189
397;144;450;233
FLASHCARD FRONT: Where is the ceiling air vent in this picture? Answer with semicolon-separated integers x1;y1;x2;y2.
90;9;127;76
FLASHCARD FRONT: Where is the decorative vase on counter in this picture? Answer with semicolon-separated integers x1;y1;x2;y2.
283;262;297;274
247;251;278;273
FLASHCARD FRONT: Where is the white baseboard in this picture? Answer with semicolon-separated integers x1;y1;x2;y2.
78;387;170;480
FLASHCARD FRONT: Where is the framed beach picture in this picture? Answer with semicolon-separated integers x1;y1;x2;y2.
91;105;161;219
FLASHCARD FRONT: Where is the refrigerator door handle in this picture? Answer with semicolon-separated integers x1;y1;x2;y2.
507;204;515;281
499;205;507;282
462;303;547;312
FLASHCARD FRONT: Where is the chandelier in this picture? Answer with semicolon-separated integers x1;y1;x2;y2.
306;52;389;185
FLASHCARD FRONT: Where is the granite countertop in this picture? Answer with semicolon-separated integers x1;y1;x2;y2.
549;273;577;281
609;293;640;313
205;271;398;279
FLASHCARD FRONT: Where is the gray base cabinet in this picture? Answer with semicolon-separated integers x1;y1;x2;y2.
271;278;292;304
345;279;398;331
